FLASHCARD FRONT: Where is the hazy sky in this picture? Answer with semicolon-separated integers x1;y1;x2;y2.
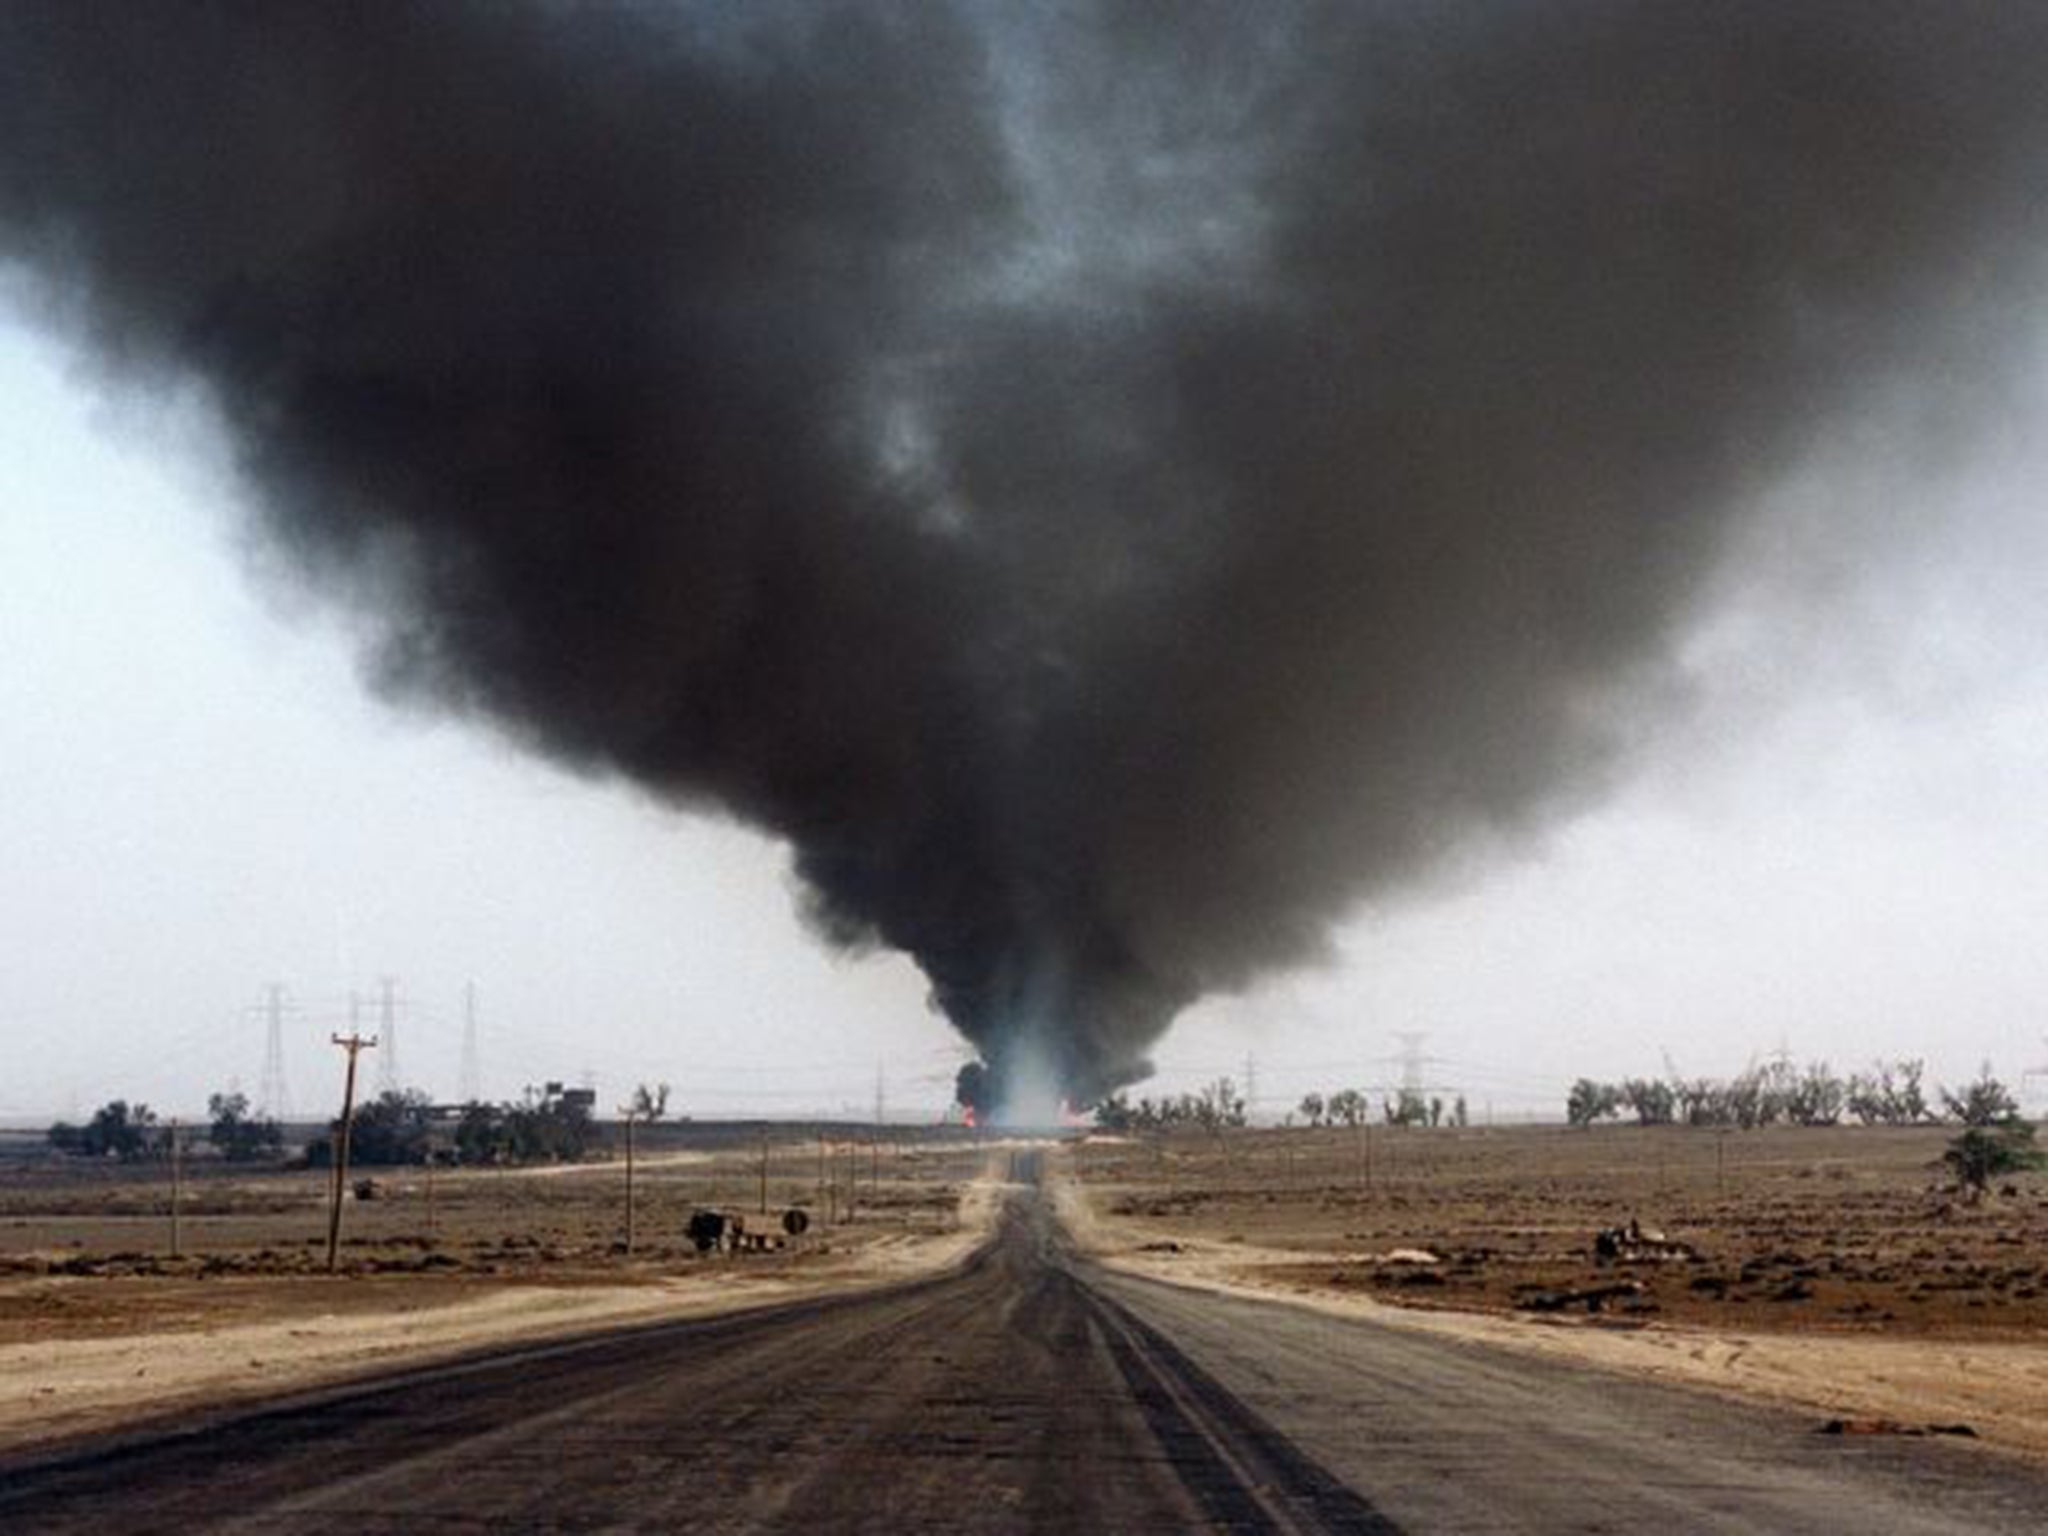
5;7;2048;1126
7;308;2045;1123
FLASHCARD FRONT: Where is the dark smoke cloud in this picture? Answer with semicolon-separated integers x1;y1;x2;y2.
4;4;2044;1111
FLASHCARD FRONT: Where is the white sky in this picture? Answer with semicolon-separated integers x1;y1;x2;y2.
5;312;2047;1125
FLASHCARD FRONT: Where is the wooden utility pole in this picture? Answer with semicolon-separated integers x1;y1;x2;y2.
622;1110;637;1256
818;1134;831;1224
167;1118;182;1259
326;1032;377;1274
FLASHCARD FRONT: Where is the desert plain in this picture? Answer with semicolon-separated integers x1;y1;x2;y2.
3;1120;2045;1463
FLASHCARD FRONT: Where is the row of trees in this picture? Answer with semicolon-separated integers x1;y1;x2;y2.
1565;1059;2023;1131
48;1078;668;1169
304;1086;605;1167
1091;1082;1477;1131
1297;1088;1468;1129
1094;1078;1248;1131
48;1094;283;1162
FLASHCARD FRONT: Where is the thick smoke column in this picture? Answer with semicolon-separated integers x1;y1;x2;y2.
3;5;2044;1114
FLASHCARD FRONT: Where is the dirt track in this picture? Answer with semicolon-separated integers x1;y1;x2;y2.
5;1172;2045;1533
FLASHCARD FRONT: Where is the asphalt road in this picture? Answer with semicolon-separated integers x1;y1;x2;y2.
3;1180;2044;1533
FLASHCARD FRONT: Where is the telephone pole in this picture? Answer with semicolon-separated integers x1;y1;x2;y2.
326;1031;378;1273
167;1117;183;1259
618;1104;638;1257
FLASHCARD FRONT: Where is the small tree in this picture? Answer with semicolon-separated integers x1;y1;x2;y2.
208;1091;284;1161
1384;1089;1429;1127
49;1099;158;1161
1942;1123;2045;1197
1566;1078;1620;1128
455;1101;504;1164
1847;1059;1929;1125
1327;1088;1368;1127
1941;1064;2021;1127
1786;1062;1845;1127
627;1081;671;1122
1620;1077;1676;1126
1297;1092;1326;1128
333;1089;436;1166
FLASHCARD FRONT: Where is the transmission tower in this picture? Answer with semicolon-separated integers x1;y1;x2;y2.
257;982;293;1120
1242;1052;1258;1124
459;980;482;1104
2023;1035;2048;1112
375;976;402;1094
1393;1031;1429;1094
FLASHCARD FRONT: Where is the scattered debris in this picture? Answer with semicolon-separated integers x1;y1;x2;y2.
1819;1418;1978;1439
1515;1279;1648;1314
686;1209;741;1254
1381;1247;1441;1266
1594;1218;1697;1264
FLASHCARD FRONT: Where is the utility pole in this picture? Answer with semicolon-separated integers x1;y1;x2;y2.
167;1118;182;1259
326;1031;378;1273
619;1106;637;1256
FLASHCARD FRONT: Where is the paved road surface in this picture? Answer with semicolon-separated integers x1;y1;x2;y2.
4;1178;2043;1532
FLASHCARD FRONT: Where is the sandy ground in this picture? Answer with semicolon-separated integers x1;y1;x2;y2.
0;1172;1004;1455
1052;1160;2048;1461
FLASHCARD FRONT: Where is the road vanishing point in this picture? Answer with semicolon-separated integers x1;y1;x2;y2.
3;1158;2044;1533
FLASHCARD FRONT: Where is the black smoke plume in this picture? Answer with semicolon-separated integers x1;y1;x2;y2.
3;5;2044;1113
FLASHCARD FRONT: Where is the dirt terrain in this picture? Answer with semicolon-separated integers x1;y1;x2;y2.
8;1119;2047;1468
0;1126;1002;1451
9;1181;2048;1534
1062;1122;2048;1457
1069;1123;2047;1333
